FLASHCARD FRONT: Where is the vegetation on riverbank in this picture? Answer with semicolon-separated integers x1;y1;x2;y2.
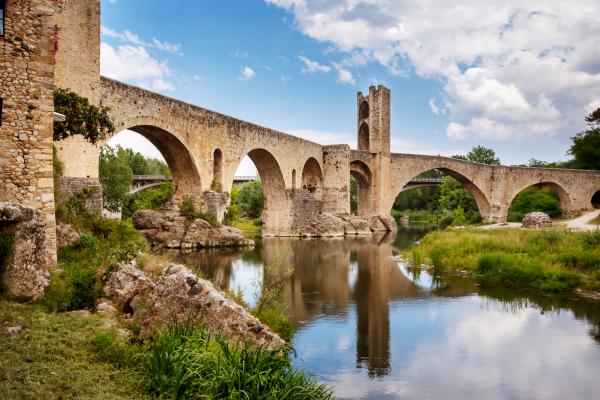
405;228;600;293
0;301;331;399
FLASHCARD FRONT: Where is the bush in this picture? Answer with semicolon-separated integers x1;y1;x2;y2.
179;196;198;219
0;234;15;294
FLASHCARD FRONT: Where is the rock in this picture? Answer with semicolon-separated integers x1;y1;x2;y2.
68;310;91;318
6;326;23;336
96;299;119;318
340;216;372;236
104;262;285;349
522;212;552;228
0;202;49;299
56;223;80;249
133;209;253;249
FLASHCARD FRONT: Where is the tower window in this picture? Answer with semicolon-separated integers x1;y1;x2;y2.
0;0;5;37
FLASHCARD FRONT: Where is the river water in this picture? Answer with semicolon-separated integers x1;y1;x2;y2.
174;227;600;400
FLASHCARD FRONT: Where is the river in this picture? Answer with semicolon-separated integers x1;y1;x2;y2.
173;227;600;400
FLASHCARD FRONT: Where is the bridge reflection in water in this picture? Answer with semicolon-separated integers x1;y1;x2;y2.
172;230;600;399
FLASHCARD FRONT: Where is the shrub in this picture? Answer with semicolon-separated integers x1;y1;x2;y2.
179;196;198;219
0;234;15;294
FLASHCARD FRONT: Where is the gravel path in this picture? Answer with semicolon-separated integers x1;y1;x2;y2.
559;209;600;231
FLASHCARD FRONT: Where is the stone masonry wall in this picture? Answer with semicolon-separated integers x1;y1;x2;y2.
0;0;65;264
58;177;103;215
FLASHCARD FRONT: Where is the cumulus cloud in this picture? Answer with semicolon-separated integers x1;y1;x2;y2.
100;43;174;91
101;26;183;55
333;63;355;85
239;66;256;80
299;54;332;74
265;0;600;141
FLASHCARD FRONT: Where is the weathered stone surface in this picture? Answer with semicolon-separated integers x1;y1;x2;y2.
0;203;50;299
341;216;372;236
133;209;253;249
105;263;285;348
522;212;552;229
56;223;81;249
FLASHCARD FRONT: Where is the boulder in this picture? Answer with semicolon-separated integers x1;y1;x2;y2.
56;223;80;249
340;216;372;235
133;209;252;249
0;202;49;299
104;263;285;348
522;212;552;228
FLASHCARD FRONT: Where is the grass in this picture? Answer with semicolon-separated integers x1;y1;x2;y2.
0;301;149;399
404;228;600;293
234;217;262;231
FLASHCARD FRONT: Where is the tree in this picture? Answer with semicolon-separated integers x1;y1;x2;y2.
125;148;149;175
585;107;600;127
527;159;571;169
54;88;115;144
465;145;500;165
236;180;264;218
438;176;478;213
568;128;600;170
99;146;133;212
507;186;561;221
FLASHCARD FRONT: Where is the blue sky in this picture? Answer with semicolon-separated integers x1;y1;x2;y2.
102;0;600;174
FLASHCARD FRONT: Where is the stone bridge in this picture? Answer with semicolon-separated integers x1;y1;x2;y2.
3;0;600;270
130;175;171;195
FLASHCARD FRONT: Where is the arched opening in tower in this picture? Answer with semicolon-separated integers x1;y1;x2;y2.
359;100;369;120
358;122;370;151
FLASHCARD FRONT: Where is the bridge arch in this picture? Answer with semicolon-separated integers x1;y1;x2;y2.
392;167;491;221
350;160;373;216
107;124;202;204
593;190;600;209
301;157;323;196
243;148;288;235
507;181;572;219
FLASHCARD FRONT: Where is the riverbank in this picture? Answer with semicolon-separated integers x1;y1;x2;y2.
403;228;600;294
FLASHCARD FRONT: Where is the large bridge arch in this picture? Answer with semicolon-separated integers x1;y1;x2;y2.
301;157;324;197
506;180;572;218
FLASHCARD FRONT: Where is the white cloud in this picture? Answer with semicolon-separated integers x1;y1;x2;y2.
266;0;600;141
333;63;355;85
429;98;445;116
230;50;249;59
100;43;175;91
239;66;256;81
101;25;183;55
299;54;331;74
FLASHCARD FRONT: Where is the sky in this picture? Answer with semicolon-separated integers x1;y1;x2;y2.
102;0;600;175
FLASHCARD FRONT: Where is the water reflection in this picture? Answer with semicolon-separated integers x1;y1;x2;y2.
173;228;600;399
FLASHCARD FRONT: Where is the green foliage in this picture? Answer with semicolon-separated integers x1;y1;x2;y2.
224;186;241;225
568;127;600;170
438;176;478;213
585;107;600;127
403;228;600;293
507;186;562;222
53;88;115;144
43;218;147;312
237;180;264;218
527;159;571;169
99;146;134;212
453;145;500;165
179;196;199;219
350;175;358;214
122;182;175;219
394;186;440;211
452;206;467;225
0;234;14;294
143;321;331;399
253;255;296;341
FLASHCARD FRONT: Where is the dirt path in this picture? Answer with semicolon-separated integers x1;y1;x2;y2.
559;209;600;231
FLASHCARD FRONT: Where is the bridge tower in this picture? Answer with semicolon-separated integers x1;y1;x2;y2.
355;86;393;220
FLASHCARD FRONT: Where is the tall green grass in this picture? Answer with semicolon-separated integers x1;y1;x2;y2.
91;321;332;400
404;228;600;292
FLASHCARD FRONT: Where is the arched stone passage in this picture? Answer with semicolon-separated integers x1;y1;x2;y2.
593;190;600;209
126;125;202;204
350;160;373;216
358;122;370;151
301;157;323;196
246;148;288;235
392;168;491;221
508;181;572;219
213;148;223;192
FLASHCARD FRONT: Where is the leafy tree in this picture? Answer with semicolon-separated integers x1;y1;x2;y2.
527;159;571;169
456;145;500;165
585;107;600;127
568;128;600;170
124;148;149;175
122;182;174;218
54;88;115;144
224;186;241;225
237;180;264;218
507;186;561;222
438;176;478;213
99;146;133;212
452;206;467;226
